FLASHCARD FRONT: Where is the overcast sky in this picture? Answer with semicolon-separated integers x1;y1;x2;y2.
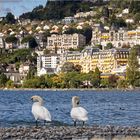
0;0;47;17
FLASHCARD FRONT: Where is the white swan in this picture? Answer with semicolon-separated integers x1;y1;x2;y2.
31;95;51;126
70;96;88;126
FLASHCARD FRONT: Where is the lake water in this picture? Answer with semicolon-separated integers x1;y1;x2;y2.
0;90;140;127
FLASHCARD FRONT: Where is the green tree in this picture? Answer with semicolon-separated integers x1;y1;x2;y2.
63;72;81;88
21;35;38;48
102;6;109;18
61;62;75;72
126;47;139;87
5;12;16;24
92;67;101;87
5;36;18;43
0;73;8;87
117;79;128;89
105;43;113;49
6;80;14;88
108;74;118;88
100;78;109;88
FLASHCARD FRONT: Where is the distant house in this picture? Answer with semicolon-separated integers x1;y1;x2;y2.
20;19;31;26
4;72;26;84
5;42;18;50
122;8;129;14
62;17;77;24
6;64;17;73
74;11;96;18
19;63;30;75
125;19;134;23
38;67;54;76
0;17;5;21
31;20;40;26
116;13;122;18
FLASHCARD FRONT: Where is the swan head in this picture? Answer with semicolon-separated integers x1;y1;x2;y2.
72;96;80;108
31;95;44;105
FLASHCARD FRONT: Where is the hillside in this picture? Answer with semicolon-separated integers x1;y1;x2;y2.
19;0;107;20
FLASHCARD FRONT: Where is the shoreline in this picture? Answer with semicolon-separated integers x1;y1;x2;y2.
1;87;140;92
1;125;140;139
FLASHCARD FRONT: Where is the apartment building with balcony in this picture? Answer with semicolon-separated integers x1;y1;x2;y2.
47;33;86;54
62;46;129;74
80;47;129;73
91;27;140;48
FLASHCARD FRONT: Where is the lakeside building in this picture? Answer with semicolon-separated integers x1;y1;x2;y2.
37;54;60;76
62;46;129;74
91;27;140;48
62;51;81;66
47;33;86;54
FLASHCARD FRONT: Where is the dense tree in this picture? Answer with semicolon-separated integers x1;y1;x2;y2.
117;79;128;89
108;74;119;88
129;0;140;14
19;1;94;20
6;80;14;88
5;12;16;24
126;47;139;87
91;67;101;87
102;6;109;18
61;62;75;72
100;78;109;88
105;43;113;49
5;36;18;43
21;35;38;48
0;73;8;87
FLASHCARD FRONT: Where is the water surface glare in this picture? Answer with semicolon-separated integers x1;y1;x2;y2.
0;90;140;127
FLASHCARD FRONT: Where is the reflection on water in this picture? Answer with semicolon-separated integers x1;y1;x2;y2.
72;136;140;140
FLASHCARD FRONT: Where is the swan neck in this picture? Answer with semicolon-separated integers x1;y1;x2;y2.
33;101;43;106
72;102;78;108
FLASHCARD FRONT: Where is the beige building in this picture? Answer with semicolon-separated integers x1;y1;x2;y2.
91;27;140;48
47;33;86;53
62;46;129;74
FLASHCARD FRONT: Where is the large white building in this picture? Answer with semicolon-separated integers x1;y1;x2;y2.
91;27;140;48
37;54;60;76
47;33;86;54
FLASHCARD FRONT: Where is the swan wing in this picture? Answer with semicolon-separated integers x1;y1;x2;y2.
42;106;51;121
71;107;88;121
32;105;51;121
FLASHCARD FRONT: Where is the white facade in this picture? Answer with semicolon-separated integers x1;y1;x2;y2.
62;17;77;24
47;33;86;53
37;54;60;76
74;11;96;18
91;27;140;48
125;19;134;23
19;64;30;74
122;8;129;14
